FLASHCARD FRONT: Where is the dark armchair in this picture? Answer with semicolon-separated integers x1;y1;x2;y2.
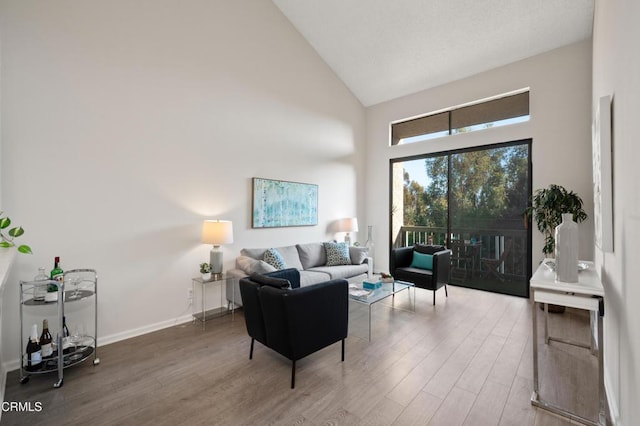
239;268;348;388
390;244;451;305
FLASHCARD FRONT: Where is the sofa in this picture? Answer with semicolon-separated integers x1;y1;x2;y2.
239;268;348;388
390;244;451;305
227;241;372;307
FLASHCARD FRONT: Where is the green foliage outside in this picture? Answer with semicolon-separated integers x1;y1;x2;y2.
403;145;529;233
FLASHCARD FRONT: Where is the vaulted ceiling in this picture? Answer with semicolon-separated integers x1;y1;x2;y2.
273;0;595;106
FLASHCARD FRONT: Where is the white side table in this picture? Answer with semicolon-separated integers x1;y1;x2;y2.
192;273;236;330
530;260;605;426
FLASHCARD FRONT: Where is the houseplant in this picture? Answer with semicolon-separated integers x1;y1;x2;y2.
524;184;588;257
524;184;587;313
0;211;32;254
199;262;212;280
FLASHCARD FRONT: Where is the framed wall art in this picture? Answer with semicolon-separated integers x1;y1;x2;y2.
252;178;318;228
592;94;613;252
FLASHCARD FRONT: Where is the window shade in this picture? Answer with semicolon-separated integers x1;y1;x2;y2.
450;92;529;130
391;112;449;145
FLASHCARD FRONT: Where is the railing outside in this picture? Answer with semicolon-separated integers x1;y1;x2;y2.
397;225;528;280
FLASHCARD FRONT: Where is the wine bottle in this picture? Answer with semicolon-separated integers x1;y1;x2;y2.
26;324;42;371
62;316;71;350
33;267;48;302
47;257;63;302
40;319;53;358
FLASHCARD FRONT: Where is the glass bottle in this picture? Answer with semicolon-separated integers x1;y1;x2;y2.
365;225;375;260
33;267;48;302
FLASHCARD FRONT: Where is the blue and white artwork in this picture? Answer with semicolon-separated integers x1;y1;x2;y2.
252;178;318;228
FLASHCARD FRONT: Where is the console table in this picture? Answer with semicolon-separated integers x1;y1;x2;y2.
530;260;605;426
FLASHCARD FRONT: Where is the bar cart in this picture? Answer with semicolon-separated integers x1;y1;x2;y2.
19;269;99;388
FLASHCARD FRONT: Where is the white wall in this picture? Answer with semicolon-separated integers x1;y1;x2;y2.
0;0;365;369
592;1;640;424
365;40;594;274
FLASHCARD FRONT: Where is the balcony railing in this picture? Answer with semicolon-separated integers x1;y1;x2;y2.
397;225;528;280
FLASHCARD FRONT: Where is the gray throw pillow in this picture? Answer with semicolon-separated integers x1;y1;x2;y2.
236;256;277;274
349;246;368;265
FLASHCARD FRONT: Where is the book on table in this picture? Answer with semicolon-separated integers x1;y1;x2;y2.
348;284;372;298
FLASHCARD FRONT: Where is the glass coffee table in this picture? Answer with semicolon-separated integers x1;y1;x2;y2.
348;280;415;341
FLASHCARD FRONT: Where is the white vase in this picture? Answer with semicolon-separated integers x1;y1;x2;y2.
202;272;212;281
555;213;578;283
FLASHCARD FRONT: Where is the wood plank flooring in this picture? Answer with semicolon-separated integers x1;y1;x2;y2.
1;285;603;425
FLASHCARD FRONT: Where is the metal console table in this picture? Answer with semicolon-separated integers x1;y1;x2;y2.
530;260;605;426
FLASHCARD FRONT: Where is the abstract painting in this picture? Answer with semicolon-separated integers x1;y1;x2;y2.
252;178;318;228
592;94;613;252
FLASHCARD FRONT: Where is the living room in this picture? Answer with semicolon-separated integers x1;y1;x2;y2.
0;1;637;425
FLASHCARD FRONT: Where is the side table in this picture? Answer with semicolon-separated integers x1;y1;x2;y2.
530;260;605;426
192;273;236;330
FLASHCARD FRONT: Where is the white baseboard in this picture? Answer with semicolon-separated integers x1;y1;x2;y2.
605;367;621;426
1;314;194;375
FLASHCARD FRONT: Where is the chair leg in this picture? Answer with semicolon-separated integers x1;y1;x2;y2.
249;338;254;360
445;284;448;297
341;339;345;362
433;290;436;306
291;360;296;389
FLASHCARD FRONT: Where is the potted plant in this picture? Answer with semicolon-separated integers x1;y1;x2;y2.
524;184;588;313
0;211;32;254
524;184;588;256
199;262;212;281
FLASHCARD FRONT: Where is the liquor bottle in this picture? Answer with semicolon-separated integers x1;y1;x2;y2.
33;267;48;302
47;257;63;302
62;316;71;350
26;324;42;371
40;319;53;358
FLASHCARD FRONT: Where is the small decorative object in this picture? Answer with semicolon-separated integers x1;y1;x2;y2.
199;262;212;281
380;272;394;283
0;211;32;254
362;280;383;290
555;214;578;283
365;225;375;260
252;178;318;228
202;220;234;274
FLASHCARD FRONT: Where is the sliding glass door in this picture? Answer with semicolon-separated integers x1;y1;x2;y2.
391;140;531;297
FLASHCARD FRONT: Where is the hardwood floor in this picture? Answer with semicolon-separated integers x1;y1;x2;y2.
1;285;602;425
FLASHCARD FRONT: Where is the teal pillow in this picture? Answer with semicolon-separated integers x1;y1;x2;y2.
410;252;433;270
263;248;287;270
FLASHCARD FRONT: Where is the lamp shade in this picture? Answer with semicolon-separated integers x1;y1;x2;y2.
338;217;359;233
202;220;234;246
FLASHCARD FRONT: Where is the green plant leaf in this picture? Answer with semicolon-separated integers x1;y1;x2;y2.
0;241;13;248
18;245;33;254
0;217;10;229
8;226;24;237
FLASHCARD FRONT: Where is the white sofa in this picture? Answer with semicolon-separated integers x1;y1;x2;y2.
226;242;372;307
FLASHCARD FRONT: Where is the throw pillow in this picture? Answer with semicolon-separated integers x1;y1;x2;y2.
263;248;287;270
323;242;351;266
410;252;434;270
249;272;291;289
349;246;368;265
236;256;277;275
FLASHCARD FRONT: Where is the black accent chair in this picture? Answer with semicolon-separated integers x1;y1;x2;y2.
390;244;451;306
239;268;348;388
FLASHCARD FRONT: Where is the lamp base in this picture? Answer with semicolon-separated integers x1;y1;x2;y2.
210;246;223;275
344;234;351;246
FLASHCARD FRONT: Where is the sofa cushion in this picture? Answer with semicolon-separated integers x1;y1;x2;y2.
410;252;433;270
349;246;368;265
299;270;332;287
264;248;287;270
307;264;369;280
236;256;277;275
414;244;446;255
296;242;326;269
324;242;351;266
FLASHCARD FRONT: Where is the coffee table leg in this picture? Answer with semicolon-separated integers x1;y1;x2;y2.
368;304;372;341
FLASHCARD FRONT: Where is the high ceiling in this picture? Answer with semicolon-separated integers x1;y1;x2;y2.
272;0;594;107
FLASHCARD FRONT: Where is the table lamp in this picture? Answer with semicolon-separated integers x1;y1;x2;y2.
339;217;358;246
202;220;234;275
